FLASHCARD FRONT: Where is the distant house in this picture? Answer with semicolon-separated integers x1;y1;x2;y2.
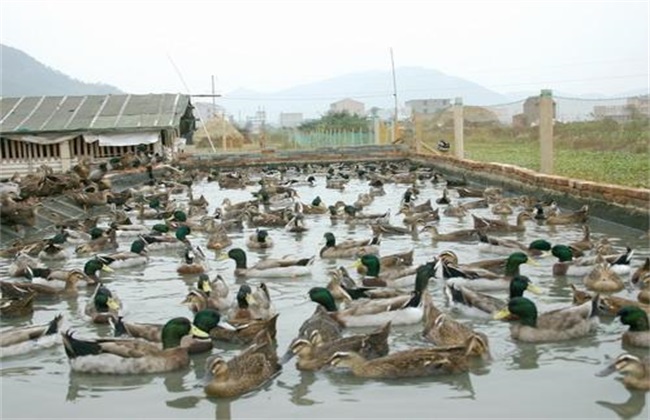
513;95;557;127
405;98;451;115
0;93;195;178
330;98;365;116
593;95;649;122
279;112;303;128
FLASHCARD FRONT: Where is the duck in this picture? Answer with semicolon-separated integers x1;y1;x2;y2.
569;285;650;317
0;285;35;318
320;232;380;259
96;239;149;269
110;309;231;354
7;252;45;278
37;241;71;262
632;257;650;304
421;225;476;242
285;213;308;233
596;353;650;391
545;204;589;225
203;331;281;398
84;283;121;324
141;225;192;251
177;246;208;275
583;259;625;293
226;284;275;321
616;306;649;348
402;208;440;226
308;261;436;327
568;225;593;256
297;196;327;215
493;295;599;342
435;189;451;205
62;317;207;374
422;307;491;360
82;258;113;284
223;248;313;278
476;232;552;257
552;245;634;277
472;211;533;233
185;274;232;313
75;227;118;256
442;252;533;292
1;314;63;358
1;268;89;299
289;321;391;371
353;254;419;288
246;228;274;249
206;223;233;250
326;338;480;379
211;313;279;345
443;204;468;218
444;275;542;318
491;200;513;215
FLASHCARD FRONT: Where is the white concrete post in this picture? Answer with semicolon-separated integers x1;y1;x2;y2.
60;139;72;172
453;97;464;159
539;89;554;174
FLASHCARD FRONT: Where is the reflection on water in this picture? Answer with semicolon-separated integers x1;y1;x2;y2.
597;391;647;419
1;171;649;419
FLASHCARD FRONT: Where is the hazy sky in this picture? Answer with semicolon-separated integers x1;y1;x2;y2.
1;0;648;98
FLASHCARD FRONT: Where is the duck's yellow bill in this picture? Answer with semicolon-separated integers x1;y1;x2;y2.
101;265;114;273
191;324;210;338
351;259;362;269
201;283;212;293
216;253;228;261
246;294;257;305
493;308;511;320
527;284;543;295
526;257;539;266
107;298;120;311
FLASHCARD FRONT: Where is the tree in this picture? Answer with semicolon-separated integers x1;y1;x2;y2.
298;110;369;132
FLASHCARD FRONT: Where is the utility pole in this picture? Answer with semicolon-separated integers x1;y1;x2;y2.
390;48;398;144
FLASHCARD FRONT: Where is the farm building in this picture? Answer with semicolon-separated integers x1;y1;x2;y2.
0;93;195;178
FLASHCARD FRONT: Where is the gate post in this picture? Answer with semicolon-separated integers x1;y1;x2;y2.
453;97;464;159
539;89;554;174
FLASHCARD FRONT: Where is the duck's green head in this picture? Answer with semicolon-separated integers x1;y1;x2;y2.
323;232;336;247
328;206;338;216
197;274;211;294
414;261;436;292
192;309;225;335
94;285;118;313
509;275;543;298
552;245;573;262
130;239;147;254
343;205;357;216
84;258;113;277
51;231;69;244
89;227;105;240
403;190;413;202
505;252;530;276
617;306;649;332
172;210;187;222
236;284;254;309
175;225;191;241
495;297;538;327
359;254;381;277
256;229;269;243
529;239;552;253
311;196;322;206
152;223;170;234
227;248;247;268
149;198;161;209
160;317;198;349
309;287;338;312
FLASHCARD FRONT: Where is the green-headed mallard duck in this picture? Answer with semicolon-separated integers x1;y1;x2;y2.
96;239;149;269
225;248;313;278
353;254;419;288
444;275;542;318
297;196;327;215
552;245;633;277
494;295;599;342
110;309;230;354
246;228;274;249
84;283;121;324
616;306;649;348
327;340;477;379
289;321;390;371
203;331;281;398
308;261;436;327
1;314;63;358
62;317;206;374
177;246;208;275
476;232;551;257
320;232;380;259
141;225;192;251
443;252;533;292
596;353;650;391
187;274;231;313
75;227;118;256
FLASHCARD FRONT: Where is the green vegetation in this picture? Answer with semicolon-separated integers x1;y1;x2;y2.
299;111;369;132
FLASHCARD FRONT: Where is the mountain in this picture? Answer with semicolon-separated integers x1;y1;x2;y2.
0;44;122;97
217;67;509;123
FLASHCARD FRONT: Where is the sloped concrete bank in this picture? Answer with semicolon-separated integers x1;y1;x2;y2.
410;153;649;231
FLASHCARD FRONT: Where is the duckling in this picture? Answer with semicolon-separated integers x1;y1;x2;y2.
422;309;491;360
583;259;625;293
596;354;650;391
327;341;474;378
177;246;208;275
84;283;121;324
616;306;649;348
308;261;436;327
320;232;380;259
421;225;476;242
246;229;274;249
203;331;281;398
289;322;391;371
494;295;599;342
444;275;542;318
110;309;231;354
545;204;589;225
62;317;206;374
1;314;63;358
225;248;313;278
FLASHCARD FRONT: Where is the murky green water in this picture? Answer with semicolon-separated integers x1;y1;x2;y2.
1;172;648;419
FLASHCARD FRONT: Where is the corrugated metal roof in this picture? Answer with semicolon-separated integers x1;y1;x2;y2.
0;94;191;134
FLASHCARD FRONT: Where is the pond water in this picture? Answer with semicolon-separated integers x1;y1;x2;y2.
1;169;649;419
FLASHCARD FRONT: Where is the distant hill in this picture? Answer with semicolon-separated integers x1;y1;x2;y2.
218;67;510;123
0;44;122;97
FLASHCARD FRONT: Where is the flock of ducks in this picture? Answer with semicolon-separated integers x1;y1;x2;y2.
1;158;649;405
